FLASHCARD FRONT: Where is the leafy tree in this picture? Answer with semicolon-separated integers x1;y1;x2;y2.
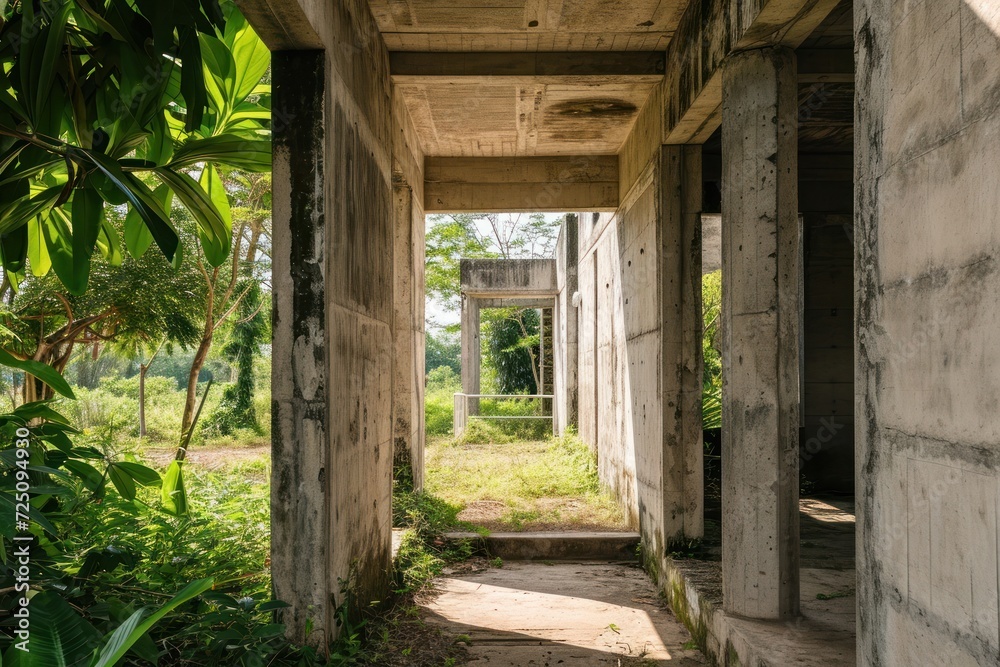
425;328;460;375
0;0;270;298
484;308;540;395
1;224;204;403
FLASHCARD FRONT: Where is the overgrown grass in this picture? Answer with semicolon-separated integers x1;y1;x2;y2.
61;373;271;453
425;430;627;533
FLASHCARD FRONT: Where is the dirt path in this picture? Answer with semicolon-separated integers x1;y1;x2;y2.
144;445;270;470
422;562;707;666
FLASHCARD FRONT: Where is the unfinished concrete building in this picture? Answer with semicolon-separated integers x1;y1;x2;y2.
239;0;1000;663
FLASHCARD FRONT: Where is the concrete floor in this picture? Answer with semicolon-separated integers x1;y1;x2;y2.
423;562;708;665
666;496;857;666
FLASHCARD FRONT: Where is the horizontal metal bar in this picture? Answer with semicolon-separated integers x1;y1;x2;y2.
457;394;554;400
468;416;554;420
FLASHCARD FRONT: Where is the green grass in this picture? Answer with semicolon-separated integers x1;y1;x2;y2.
425;430;628;533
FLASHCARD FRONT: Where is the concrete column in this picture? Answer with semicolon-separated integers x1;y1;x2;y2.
562;215;580;432
721;46;801;620
660;144;704;542
461;294;481;414
271;51;332;645
392;181;425;490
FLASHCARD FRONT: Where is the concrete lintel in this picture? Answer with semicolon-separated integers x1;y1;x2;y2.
474;297;557;309
390;51;666;82
460;258;558;296
663;0;842;144
236;0;323;50
425;156;619;213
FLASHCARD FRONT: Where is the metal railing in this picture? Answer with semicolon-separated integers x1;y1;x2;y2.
453;393;555;437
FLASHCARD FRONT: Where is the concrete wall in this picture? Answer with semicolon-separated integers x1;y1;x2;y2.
856;0;1000;663
263;0;423;647
392;83;426;490
575;125;703;551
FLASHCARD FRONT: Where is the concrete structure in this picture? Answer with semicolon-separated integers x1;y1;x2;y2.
457;258;562;428
241;0;1000;663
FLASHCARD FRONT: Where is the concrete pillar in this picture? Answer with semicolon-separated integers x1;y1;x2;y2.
392;180;425;490
271;50;330;646
461;294;480;414
561;215;580;432
660;144;704;542
720;46;801;620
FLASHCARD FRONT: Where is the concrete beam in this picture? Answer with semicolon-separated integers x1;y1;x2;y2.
721;46;801;621
663;0;841;144
235;0;323;50
425;156;619;213
390;51;666;83
460;258;558;298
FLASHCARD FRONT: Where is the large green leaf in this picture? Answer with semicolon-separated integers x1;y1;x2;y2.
6;591;101;667
225;11;270;104
155;167;230;266
161;460;187;515
93;578;215;667
0;348;74;399
0;185;63;238
124;184;172;259
72;148;179;262
169;135;271;172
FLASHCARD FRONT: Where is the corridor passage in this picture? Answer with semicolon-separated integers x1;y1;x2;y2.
423;562;706;666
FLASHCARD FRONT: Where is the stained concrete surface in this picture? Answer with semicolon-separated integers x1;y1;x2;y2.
423;562;707;665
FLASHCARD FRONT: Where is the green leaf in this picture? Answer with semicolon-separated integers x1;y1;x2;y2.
169;135;271;172
71;148;179;262
113;461;161;487
42;209;82;294
108;463;137;500
0;185;63;239
63;459;105;492
26;214;51;277
14;400;71;424
93;579;214;667
225;12;270;103
0;348;75;398
96;217;123;266
161;460;187;515
11;591;101;667
71;187;102;276
155;167;230;266
125;185;172;259
0;224;29;274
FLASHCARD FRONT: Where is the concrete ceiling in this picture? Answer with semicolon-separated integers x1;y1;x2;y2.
376;0;689;157
367;0;686;52
395;79;659;157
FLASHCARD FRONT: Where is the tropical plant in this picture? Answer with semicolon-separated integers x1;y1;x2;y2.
0;0;271;298
0;221;205;403
702;270;722;430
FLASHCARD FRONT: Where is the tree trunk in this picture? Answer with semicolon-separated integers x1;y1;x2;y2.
139;363;148;437
179;328;213;453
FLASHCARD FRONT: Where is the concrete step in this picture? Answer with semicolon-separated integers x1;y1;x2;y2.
443;531;641;561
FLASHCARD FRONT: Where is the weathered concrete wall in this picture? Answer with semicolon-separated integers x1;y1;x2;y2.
856;0;1000;664
392;84;426;491
266;0;396;648
575;137;703;550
